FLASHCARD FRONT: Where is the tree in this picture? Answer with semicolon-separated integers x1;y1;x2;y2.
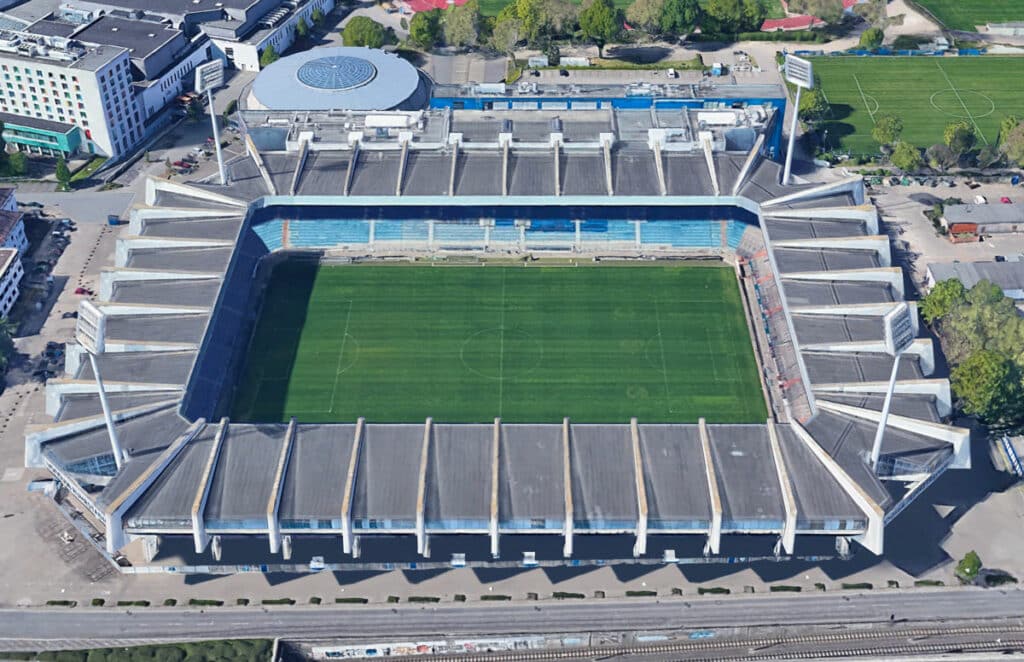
544;40;561;66
0;317;15;372
921;278;966;323
926;143;957;171
859;26;884;48
798;87;829;122
975;144;1002;169
259;44;279;68
871;113;902;149
444;0;481;48
943;120;976;158
490;15;522;57
578;0;620;57
498;0;573;45
1000;119;1024;167
626;0;665;34
956;550;982;583
999;114;1019;144
951;350;1023;425
703;0;745;33
342;16;386;48
409;9;443;49
295;17;309;42
55;157;71;191
6;151;27;176
311;6;324;25
890;140;922;172
659;0;701;36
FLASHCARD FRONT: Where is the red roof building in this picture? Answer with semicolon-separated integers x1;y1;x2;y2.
760;15;826;31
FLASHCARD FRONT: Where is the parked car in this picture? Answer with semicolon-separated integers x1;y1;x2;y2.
73;287;94;295
1001;196;1012;204
974;195;988;205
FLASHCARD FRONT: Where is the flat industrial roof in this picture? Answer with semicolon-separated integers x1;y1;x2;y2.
72;16;181;61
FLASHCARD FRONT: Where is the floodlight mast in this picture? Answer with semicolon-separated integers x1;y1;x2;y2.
76;300;125;470
196;60;227;186
869;303;916;471
782;54;814;186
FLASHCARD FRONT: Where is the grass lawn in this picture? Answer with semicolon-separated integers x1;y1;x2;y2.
912;0;1024;31
810;56;1024;154
232;262;767;424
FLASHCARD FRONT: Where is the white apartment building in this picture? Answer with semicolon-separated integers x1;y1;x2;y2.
0;247;23;319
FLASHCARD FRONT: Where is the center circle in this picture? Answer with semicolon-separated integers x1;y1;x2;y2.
928;89;996;119
460;328;543;380
296;56;377;91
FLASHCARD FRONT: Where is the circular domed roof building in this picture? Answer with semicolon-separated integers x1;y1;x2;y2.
248;47;427;111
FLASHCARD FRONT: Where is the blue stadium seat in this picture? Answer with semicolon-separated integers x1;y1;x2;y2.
640;221;720;247
290;220;369;247
374;220;429;241
727;221;747;249
434;222;486;245
252;220;283;251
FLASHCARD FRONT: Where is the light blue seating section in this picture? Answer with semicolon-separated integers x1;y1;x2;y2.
525;219;574;245
491;219;519;243
580;220;635;245
289;219;369;247
375;220;429;241
727;221;746;249
434;222;486;244
639;221;720;247
252;219;283;251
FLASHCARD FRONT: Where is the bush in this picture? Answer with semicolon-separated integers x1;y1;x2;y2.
984;573;1018;587
625;590;657;597
769;585;802;592
261;598;295;605
841;582;873;590
697;587;730;595
163;598;177;606
387;595;400;603
45;600;76;607
913;579;944;587
887;580;899;588
335;597;369;604
236;598;249;606
454;594;467;602
956;551;983;583
814;582;826;591
481;594;511;601
553;592;585;599
859;27;883;48
116;600;150;607
309;596;322;604
691;30;826;43
188;599;223;607
408;596;441;603
91;598;105;607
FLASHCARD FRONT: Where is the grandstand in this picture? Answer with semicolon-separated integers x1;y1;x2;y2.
22;97;969;574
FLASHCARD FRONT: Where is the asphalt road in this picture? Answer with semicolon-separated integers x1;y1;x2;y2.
1;589;1023;644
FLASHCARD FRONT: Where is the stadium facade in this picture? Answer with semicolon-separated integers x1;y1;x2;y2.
23;72;970;573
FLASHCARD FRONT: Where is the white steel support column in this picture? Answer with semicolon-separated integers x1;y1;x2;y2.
416;418;433;556
192;417;228;554
574;220;581;251
266;418;296;554
630;418;648;557
88;352;124;470
427;221;435;251
562;417;574;558
767;422;797;554
490;418;501;558
208;88;227;186
870;353;903;470
634;221;642;249
698;418;722;555
783;85;802;186
368;220;375;250
341;418;364;554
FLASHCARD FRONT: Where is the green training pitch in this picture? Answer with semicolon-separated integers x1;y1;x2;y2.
231;262;767;424
912;0;1024;31
810;56;1024;154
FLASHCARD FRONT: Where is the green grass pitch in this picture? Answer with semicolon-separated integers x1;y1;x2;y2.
231;262;768;424
810;57;1024;154
912;0;1024;31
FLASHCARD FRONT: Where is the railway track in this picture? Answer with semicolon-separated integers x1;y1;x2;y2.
439;624;1024;661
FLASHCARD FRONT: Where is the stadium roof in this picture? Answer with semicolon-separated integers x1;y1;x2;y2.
249;47;423;112
25;104;969;569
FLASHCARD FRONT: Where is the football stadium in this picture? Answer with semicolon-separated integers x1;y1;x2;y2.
24;49;970;574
